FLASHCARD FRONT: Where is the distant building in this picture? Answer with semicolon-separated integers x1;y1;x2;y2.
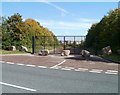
59;40;81;45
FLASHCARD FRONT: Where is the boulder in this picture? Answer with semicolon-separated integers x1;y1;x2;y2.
102;46;112;55
81;50;90;60
19;46;28;52
38;49;49;56
9;46;16;51
61;50;70;56
117;49;120;55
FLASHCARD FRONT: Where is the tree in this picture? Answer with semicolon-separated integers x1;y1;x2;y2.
2;13;59;50
85;8;120;52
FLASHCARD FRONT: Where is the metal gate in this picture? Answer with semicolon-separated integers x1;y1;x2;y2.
32;36;86;55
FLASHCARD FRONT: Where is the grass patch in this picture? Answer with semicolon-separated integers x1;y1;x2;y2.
0;49;31;54
101;53;120;62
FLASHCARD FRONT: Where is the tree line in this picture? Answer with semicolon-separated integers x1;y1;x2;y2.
1;13;58;50
85;8;120;53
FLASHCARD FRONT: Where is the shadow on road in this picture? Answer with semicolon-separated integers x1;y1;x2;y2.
64;55;114;63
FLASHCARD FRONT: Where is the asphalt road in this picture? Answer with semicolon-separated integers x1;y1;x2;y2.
1;62;118;93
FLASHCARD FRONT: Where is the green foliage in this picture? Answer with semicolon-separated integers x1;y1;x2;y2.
1;13;58;50
85;8;120;52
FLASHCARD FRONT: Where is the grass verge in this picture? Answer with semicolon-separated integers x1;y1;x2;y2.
101;53;120;62
0;50;31;54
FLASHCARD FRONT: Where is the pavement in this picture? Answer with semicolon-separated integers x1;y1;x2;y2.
1;54;119;74
1;62;118;93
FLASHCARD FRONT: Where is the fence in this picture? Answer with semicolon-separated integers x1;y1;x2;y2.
32;36;86;55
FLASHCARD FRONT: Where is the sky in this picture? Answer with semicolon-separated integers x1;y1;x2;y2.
2;2;118;36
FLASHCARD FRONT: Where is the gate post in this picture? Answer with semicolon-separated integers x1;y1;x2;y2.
32;36;35;54
74;36;75;54
64;36;65;50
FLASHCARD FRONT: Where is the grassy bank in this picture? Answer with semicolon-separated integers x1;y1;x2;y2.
0;50;31;54
101;53;120;62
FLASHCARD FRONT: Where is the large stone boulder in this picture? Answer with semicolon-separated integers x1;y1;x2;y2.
61;50;70;56
102;46;112;55
19;46;28;52
38;49;49;56
81;50;90;59
9;46;16;51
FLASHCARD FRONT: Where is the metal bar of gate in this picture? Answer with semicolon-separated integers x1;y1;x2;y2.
32;36;35;54
74;36;75;54
64;36;65;50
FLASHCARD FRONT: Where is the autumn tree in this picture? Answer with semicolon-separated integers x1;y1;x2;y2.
2;13;58;50
85;8;120;52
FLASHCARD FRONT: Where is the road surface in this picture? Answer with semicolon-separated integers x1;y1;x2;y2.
1;62;118;93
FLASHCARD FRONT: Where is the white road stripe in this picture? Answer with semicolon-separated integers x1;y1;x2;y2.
0;61;5;63
64;67;74;70
107;70;118;73
89;69;103;73
51;60;66;68
6;62;14;64
77;68;88;71
38;66;47;68
105;72;118;75
74;69;81;72
26;65;36;67
61;68;71;71
16;64;24;66
51;67;59;69
0;82;37;92
74;68;88;72
89;71;102;73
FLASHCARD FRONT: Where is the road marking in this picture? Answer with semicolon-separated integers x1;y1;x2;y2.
0;61;5;63
65;67;74;70
38;66;47;68
77;68;88;71
0;82;37;92
50;60;66;68
26;65;36;67
89;69;103;73
105;72;118;75
105;70;118;75
16;64;24;66
6;62;14;64
61;68;71;71
61;67;75;71
107;70;118;73
75;68;88;72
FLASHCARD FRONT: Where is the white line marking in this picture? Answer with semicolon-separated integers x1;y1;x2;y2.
89;69;103;73
6;62;14;64
107;70;118;73
61;68;71;71
16;64;24;66
64;67;74;70
51;67;59;69
50;66;61;69
0;82;37;92
77;68;88;71
74;69;81;72
38;66;47;68
51;60;66;68
0;61;5;63
105;72;118;75
74;68;88;72
26;65;36;67
89;70;102;73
